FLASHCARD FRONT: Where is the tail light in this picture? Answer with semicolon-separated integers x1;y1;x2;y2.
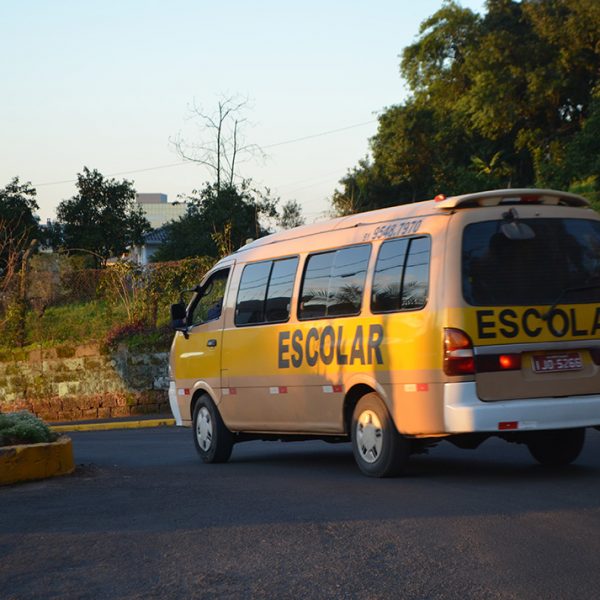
444;328;475;375
476;353;522;372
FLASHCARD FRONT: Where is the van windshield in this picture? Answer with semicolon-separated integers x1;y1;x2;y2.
462;218;600;306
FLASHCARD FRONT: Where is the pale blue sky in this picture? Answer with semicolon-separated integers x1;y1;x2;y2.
1;0;485;222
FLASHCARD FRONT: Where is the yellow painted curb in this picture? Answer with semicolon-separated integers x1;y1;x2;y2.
51;418;175;433
0;436;75;486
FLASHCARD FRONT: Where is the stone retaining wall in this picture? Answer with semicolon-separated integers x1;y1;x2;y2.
0;344;170;422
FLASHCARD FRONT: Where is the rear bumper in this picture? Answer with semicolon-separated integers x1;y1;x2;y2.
444;382;600;433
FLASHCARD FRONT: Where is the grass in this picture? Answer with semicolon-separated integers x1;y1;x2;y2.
24;300;128;347
0;299;174;357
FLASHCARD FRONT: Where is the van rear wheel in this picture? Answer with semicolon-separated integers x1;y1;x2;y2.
351;393;410;477
526;428;585;467
193;395;233;463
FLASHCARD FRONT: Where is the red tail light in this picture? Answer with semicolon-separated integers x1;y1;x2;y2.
444;328;475;375
499;354;521;370
476;353;522;372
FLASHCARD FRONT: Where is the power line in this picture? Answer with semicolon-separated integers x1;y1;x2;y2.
34;162;189;187
32;119;378;187
262;119;376;149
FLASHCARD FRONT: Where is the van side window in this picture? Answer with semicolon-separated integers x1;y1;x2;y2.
371;236;431;313
190;268;230;326
299;244;371;319
235;261;271;325
235;257;299;326
265;257;298;322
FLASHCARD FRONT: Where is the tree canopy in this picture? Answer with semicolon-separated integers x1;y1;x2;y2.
153;180;278;261
56;167;151;266
0;177;40;298
0;177;39;245
333;0;600;214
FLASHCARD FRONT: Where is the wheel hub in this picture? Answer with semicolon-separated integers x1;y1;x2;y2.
196;406;213;451
356;409;383;463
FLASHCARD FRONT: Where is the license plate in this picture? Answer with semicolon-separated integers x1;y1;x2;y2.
532;352;583;373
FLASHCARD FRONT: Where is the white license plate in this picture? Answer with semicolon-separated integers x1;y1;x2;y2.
532;352;583;373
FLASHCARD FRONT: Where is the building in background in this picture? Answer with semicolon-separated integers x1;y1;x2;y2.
136;193;187;229
129;193;187;264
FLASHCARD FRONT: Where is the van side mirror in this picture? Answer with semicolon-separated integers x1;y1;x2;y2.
170;302;188;334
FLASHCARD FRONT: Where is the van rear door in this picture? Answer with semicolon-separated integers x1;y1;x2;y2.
460;213;600;401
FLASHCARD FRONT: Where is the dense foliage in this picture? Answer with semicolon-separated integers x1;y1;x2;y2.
55;167;151;266
333;0;600;214
0;177;39;245
154;181;278;261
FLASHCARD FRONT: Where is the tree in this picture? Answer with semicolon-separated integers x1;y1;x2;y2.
335;0;600;215
0;177;39;247
56;167;151;267
331;158;404;216
277;200;305;229
153;181;278;261
171;95;264;190
0;177;40;344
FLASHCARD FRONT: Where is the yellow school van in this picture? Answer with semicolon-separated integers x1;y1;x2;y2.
169;188;600;477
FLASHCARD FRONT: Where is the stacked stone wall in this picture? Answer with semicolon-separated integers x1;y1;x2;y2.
0;344;170;422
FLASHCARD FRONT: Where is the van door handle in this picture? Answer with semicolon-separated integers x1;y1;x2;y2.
207;339;217;347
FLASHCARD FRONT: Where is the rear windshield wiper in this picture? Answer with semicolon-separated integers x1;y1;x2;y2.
542;283;600;321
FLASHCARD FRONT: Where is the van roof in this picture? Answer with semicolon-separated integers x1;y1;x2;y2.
237;188;591;254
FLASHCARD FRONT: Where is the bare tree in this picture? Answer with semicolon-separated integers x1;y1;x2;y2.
171;95;264;189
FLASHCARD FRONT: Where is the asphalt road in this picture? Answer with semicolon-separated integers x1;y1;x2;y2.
2;426;600;599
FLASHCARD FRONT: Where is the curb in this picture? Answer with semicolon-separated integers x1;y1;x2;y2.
0;436;75;486
51;418;175;433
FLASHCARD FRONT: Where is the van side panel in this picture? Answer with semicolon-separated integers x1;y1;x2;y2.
217;215;449;436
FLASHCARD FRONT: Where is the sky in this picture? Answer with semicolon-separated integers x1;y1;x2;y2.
1;0;486;224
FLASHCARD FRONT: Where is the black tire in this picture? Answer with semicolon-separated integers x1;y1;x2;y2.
192;395;234;463
527;428;585;467
351;393;410;477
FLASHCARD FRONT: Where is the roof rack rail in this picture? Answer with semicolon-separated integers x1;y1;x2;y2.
435;188;590;210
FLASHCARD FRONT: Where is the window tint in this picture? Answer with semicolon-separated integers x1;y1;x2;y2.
190;269;230;326
372;236;430;313
235;262;271;325
299;245;370;319
235;257;299;326
265;257;298;322
299;252;334;319
463;218;600;306
402;237;431;309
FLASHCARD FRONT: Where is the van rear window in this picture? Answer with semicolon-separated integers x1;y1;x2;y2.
462;218;600;306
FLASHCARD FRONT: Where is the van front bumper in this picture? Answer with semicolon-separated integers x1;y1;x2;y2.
168;380;183;426
444;382;600;433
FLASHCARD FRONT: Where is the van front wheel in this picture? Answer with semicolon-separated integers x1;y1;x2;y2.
193;395;233;463
351;393;410;477
526;428;585;466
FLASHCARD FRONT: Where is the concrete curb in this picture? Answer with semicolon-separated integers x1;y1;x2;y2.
0;436;75;486
51;418;175;433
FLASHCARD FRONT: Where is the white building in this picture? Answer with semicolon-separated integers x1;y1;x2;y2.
136;193;187;229
128;193;188;264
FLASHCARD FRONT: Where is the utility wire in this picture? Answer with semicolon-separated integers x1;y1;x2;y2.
32;119;377;187
262;119;376;149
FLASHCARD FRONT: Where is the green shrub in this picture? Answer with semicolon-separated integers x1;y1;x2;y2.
0;411;58;447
